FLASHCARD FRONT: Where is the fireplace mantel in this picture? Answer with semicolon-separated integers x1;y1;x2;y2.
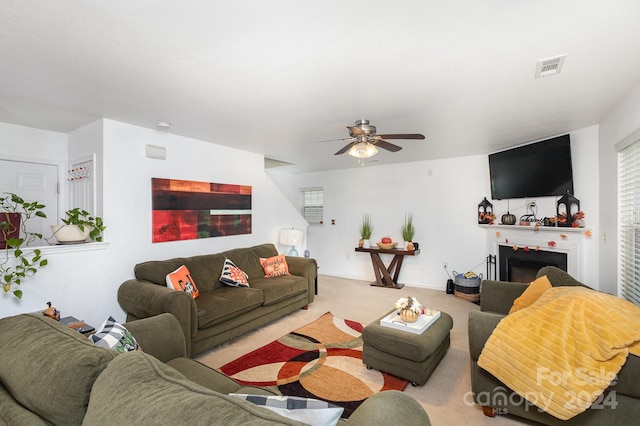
480;224;592;281
479;224;587;233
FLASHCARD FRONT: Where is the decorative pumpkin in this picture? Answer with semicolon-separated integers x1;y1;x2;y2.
400;308;419;323
502;212;516;225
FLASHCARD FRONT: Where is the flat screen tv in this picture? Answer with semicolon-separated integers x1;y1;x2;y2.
489;134;574;200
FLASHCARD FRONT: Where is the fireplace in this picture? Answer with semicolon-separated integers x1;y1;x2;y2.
483;225;586;283
498;245;567;283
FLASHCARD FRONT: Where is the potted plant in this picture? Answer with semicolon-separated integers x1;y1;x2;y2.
0;193;48;299
50;208;106;244
401;213;415;250
359;214;373;248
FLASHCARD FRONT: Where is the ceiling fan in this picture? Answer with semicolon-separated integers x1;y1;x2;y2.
331;119;425;159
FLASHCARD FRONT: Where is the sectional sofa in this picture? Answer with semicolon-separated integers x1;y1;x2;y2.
0;312;431;425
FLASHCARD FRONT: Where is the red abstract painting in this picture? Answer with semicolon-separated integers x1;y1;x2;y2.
152;178;252;243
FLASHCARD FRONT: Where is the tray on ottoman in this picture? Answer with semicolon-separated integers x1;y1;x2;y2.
380;309;441;334
362;308;453;386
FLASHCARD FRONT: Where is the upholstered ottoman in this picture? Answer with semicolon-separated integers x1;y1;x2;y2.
362;309;453;386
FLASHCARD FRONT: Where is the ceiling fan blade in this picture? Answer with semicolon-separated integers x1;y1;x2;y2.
335;142;354;155
376;133;425;140
374;140;403;152
314;137;354;143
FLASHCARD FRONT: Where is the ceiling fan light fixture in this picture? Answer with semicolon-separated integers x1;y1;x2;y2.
348;141;378;159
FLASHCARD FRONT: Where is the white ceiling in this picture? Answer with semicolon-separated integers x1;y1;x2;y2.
2;1;640;173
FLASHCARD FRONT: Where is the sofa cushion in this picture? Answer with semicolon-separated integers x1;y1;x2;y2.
85;351;305;425
224;247;266;279
220;258;250;287
196;287;265;329
250;276;308;306
0;385;48;425
183;253;227;291
0;314;118;426
166;264;200;298
135;258;184;286
166;357;243;394
536;265;588;288
90;316;141;353
223;243;280;280
135;253;227;292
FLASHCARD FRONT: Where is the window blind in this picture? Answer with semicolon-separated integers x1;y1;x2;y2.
619;139;640;306
301;188;323;225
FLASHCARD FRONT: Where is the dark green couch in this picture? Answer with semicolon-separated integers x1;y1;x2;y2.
118;243;317;356
0;313;431;425
468;266;640;425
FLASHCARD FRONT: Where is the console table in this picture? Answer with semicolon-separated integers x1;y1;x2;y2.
355;247;420;289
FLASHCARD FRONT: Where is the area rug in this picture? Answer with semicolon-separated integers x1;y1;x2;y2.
218;312;408;418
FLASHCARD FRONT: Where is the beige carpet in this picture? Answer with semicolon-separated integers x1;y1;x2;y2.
197;275;538;426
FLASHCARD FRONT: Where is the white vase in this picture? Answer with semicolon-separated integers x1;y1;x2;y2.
363;239;370;248
51;224;93;244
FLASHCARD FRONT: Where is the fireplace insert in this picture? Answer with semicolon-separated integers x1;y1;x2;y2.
498;245;567;283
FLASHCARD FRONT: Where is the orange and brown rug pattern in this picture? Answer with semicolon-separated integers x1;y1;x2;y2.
219;312;408;418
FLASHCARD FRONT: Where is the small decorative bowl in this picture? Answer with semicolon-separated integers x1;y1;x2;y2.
376;242;397;249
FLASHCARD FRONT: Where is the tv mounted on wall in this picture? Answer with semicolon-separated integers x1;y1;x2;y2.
489;134;574;200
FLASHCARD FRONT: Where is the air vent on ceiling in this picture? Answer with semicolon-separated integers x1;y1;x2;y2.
535;54;566;78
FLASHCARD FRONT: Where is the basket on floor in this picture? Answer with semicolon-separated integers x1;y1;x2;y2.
453;271;482;302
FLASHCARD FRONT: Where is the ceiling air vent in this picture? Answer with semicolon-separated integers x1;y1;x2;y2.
535;54;566;78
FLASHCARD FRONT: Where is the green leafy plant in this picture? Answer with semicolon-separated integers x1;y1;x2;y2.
401;213;415;242
359;214;373;240
0;193;48;299
59;208;106;242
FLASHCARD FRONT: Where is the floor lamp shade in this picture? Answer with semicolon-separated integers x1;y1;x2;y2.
278;228;304;256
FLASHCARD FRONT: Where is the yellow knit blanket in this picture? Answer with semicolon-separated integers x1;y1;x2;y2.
478;286;640;420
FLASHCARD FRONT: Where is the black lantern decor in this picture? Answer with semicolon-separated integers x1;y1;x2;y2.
556;191;580;227
478;197;493;224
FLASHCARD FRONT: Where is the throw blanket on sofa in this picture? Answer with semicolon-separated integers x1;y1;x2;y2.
478;286;640;420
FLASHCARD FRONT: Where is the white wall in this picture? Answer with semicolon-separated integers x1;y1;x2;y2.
68;120;104;216
1;119;307;326
0;121;67;160
273;126;601;290
0;116;613;321
599;82;640;295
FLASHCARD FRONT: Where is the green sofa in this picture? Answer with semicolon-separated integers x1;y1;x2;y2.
0;312;431;425
118;243;317;356
468;266;640;425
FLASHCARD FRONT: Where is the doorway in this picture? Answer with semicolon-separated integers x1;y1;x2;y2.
0;158;59;245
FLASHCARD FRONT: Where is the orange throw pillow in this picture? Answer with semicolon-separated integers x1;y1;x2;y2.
509;275;552;314
260;254;291;278
166;265;200;298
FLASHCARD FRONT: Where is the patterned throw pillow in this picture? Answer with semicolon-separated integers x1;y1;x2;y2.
220;258;250;287
259;254;291;278
229;394;343;426
89;316;140;353
166;264;200;298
